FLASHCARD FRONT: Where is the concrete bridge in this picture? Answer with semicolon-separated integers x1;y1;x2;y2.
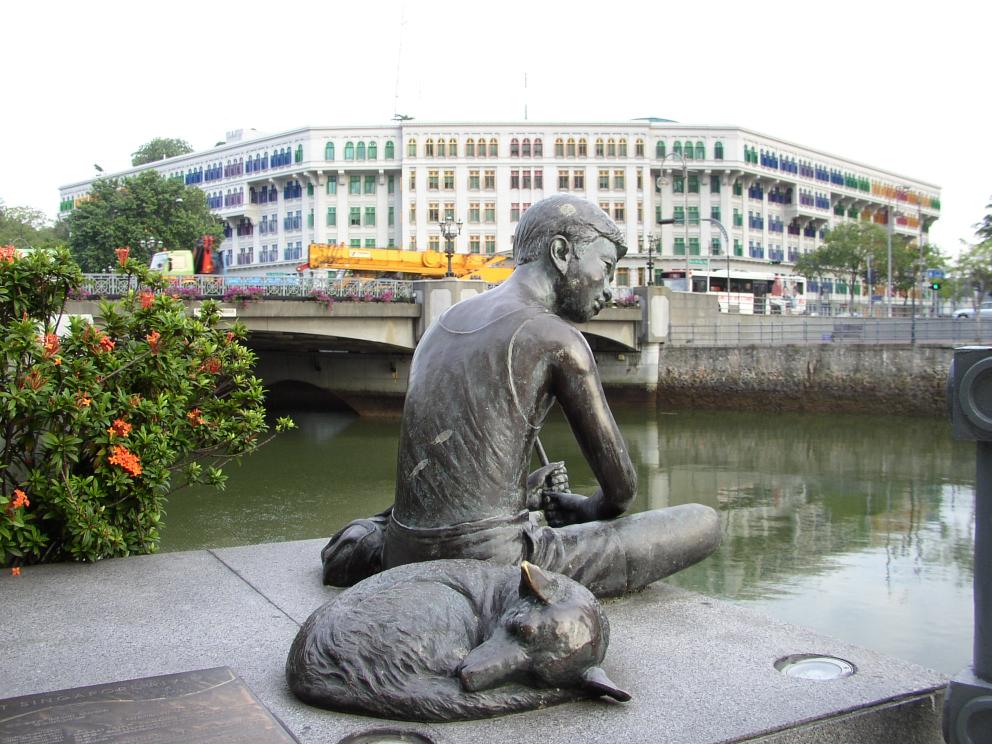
67;280;958;416
67;280;662;415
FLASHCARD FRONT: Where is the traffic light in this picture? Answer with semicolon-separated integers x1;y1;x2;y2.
930;280;942;291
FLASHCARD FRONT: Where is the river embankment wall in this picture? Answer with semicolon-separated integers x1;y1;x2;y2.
646;343;951;416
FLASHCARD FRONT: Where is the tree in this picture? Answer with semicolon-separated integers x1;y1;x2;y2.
973;196;992;242
65;170;224;271
0;247;293;567
801;222;887;308
131;137;193;166
955;239;992;313
0;201;62;250
793;248;833;304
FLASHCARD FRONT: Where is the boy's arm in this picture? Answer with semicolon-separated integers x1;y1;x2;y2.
543;325;637;525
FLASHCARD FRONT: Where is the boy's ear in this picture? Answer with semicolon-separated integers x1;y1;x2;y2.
549;235;571;276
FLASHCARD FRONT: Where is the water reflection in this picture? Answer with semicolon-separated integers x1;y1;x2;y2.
161;407;976;674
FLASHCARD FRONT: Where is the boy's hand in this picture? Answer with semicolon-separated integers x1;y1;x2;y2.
526;461;570;510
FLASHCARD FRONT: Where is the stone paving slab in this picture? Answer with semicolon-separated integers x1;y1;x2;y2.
0;540;948;743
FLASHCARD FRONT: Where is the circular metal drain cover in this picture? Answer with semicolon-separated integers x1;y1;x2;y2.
774;654;856;680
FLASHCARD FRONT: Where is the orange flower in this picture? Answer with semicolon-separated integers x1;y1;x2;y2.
225;331;236;343
0;245;16;263
53;356;62;366
10;567;21;577
77;393;92;407
146;330;161;354
187;408;204;426
42;333;60;356
98;336;115;353
199;357;221;375
129;394;142;406
139;291;155;310
23;369;45;390
108;445;142;477
11;489;29;509
108;419;132;438
115;247;130;267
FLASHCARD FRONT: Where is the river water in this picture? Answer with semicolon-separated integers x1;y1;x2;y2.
160;406;976;675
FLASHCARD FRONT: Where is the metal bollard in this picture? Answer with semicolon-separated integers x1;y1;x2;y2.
944;346;992;743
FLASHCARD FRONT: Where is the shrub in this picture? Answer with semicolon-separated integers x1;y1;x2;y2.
221;285;265;307
0;246;293;567
308;289;334;311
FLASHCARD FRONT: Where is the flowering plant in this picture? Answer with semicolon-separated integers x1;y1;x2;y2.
221;285;265;307
0;246;293;569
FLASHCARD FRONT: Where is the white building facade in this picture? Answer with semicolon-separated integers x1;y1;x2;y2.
59;121;941;287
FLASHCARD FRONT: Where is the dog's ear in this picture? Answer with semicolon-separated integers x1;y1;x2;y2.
582;666;631;702
519;562;555;604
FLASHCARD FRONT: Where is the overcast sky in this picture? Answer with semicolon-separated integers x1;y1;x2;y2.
2;0;987;256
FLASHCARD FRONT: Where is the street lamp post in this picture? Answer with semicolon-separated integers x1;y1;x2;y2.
656;151;690;284
439;217;463;278
139;237;164;256
646;234;659;285
700;217;731;311
886;203;894;318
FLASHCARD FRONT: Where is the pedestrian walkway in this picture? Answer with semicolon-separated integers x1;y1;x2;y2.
0;539;947;743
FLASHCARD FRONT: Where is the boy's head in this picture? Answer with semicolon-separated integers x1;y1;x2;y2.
513;195;627;267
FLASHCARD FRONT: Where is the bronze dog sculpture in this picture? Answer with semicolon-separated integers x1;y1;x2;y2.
286;559;630;721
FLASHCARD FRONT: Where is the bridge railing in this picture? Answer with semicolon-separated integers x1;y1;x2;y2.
669;317;992;346
78;275;416;303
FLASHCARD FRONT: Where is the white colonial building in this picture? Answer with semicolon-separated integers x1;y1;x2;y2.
59;120;941;287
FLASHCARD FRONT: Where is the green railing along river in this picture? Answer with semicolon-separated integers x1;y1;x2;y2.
161;407;975;676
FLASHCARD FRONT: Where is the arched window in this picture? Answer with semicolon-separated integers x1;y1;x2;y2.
489;138;498;157
510;138;520;157
533;138;543;156
344;142;355;160
295;144;303;163
618;138;627;157
635;139;644;157
466;138;476;157
384;140;395;159
356;142;366;160
425;138;435;157
595;138;604;157
673;141;682;156
437;139;446;157
555;138;565;157
695;141;705;160
407;138;417;157
683;141;694;159
249;186;257;203
607;138;616;157
476;138;486;158
368;141;377;160
449;138;457;157
521;138;531;157
578;138;587;157
714;141;724;160
566;138;576;157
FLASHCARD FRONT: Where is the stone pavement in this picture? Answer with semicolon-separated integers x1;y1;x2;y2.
0;539;948;743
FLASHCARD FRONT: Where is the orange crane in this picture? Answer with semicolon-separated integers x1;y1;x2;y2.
304;244;514;283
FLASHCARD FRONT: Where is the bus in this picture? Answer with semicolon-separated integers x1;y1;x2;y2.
659;269;807;315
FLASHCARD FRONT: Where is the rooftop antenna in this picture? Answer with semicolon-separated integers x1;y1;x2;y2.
393;4;406;120
523;72;528;121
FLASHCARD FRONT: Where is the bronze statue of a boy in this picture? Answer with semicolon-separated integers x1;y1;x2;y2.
323;194;720;597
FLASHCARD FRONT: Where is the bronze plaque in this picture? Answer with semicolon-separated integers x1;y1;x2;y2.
0;666;299;743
